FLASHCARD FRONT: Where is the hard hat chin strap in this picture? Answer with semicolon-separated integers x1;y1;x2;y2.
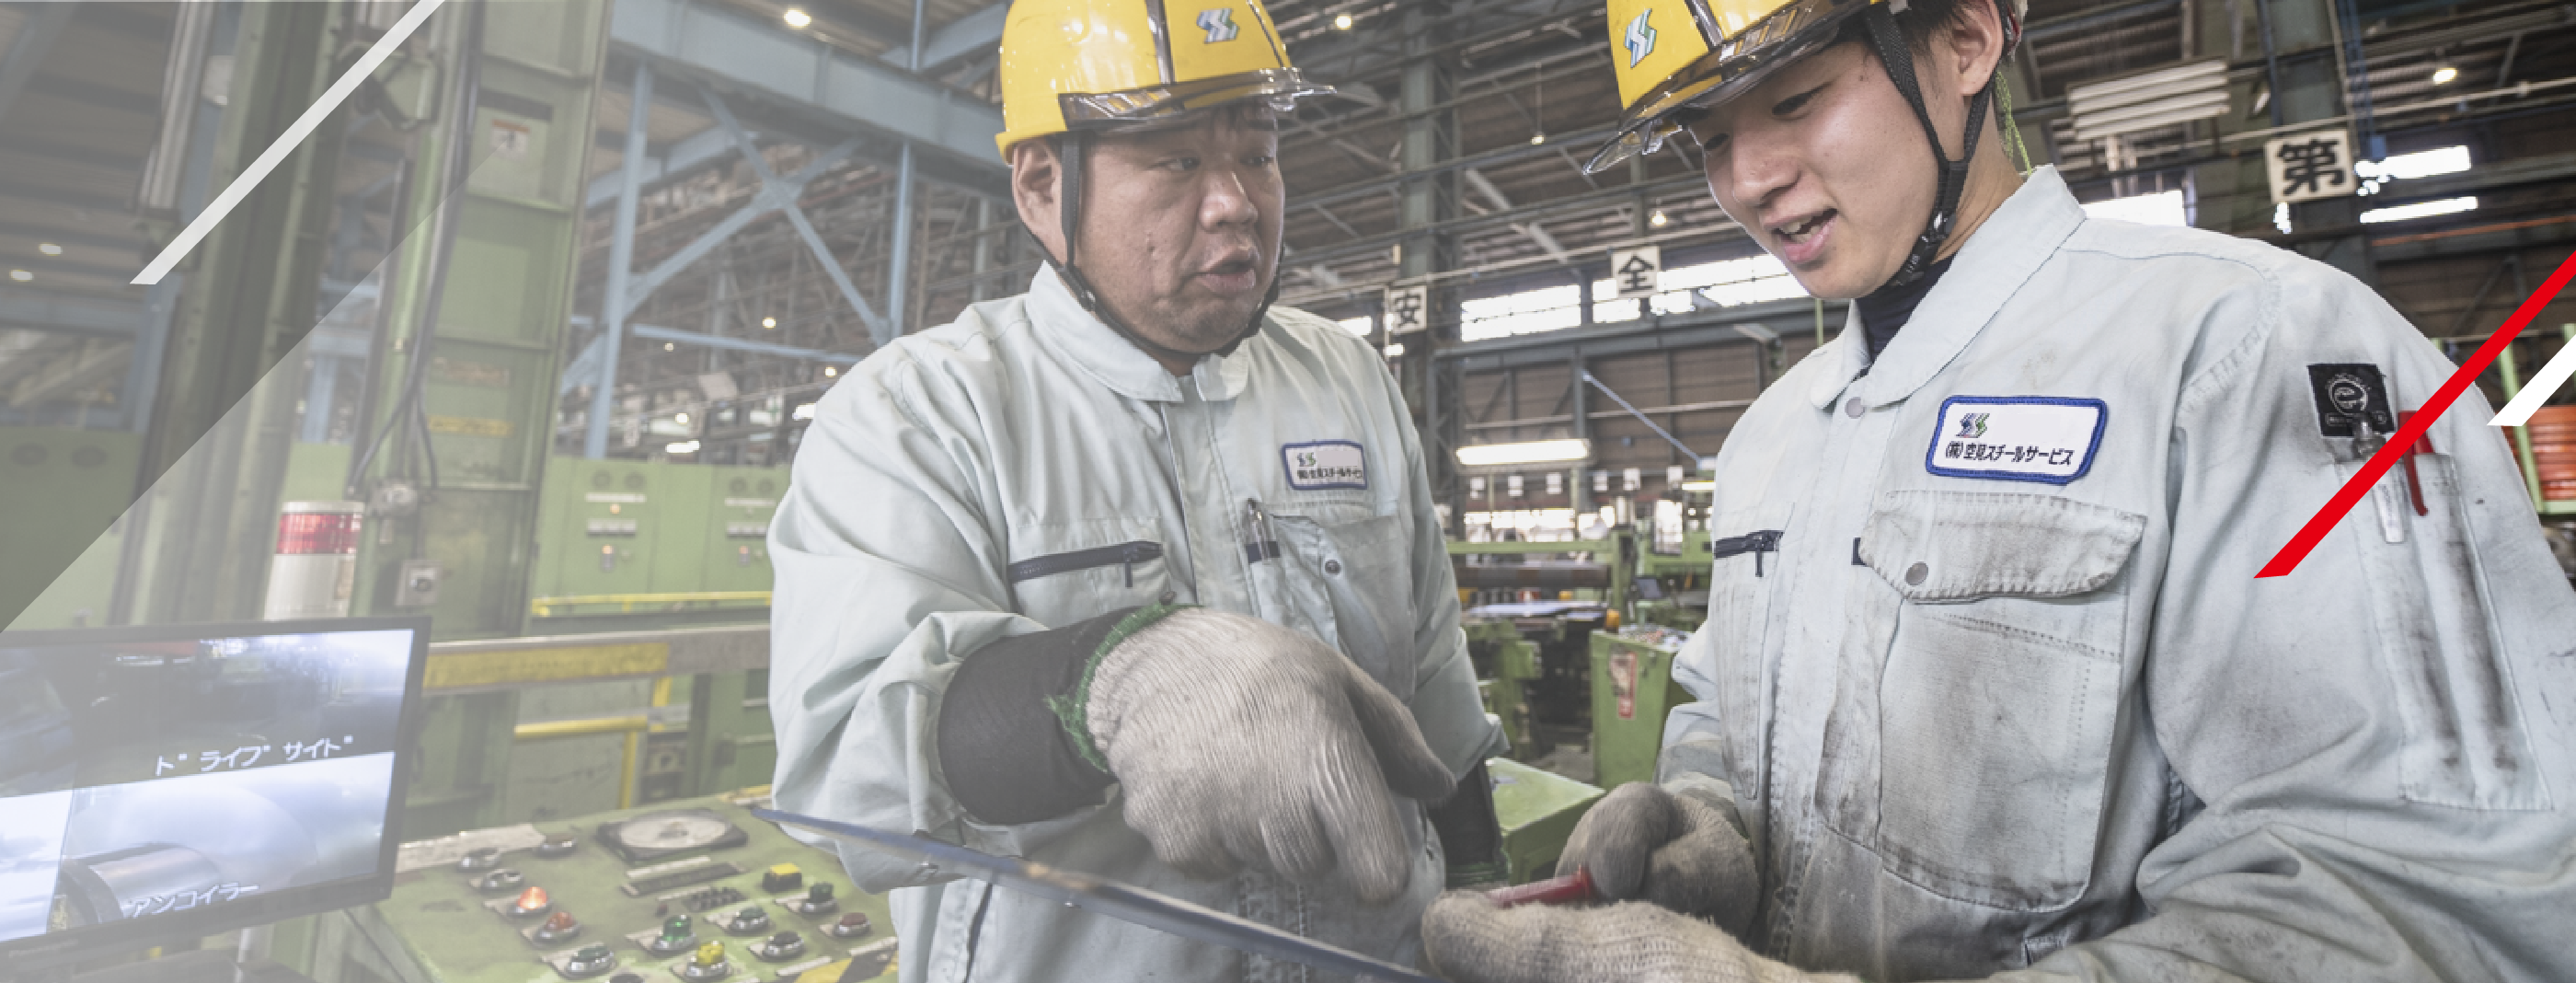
1023;132;1275;367
1862;5;1993;290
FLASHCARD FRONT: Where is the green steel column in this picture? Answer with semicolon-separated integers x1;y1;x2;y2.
351;0;614;641
1395;5;1461;535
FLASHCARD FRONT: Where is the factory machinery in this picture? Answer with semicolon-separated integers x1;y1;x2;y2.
370;793;893;983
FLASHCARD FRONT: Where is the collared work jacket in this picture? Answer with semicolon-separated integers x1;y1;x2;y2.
1665;167;2576;981
768;265;1504;983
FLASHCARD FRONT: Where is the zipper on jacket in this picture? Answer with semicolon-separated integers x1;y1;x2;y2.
1006;540;1165;587
1709;528;1785;576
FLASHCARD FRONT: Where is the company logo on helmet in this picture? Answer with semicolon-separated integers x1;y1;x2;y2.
1625;9;1656;67
1199;8;1239;43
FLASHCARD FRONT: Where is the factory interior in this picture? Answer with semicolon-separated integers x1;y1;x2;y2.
0;0;2572;980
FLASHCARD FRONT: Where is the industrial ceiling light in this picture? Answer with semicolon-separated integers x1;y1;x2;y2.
38;243;61;256
2360;196;2477;225
2431;65;2458;86
1456;438;1591;469
1649;209;1670;227
1333;12;1352;29
1529;133;1546;145
7;270;29;282
666;440;701;455
675;412;690;423
663;341;675;351
783;7;811;28
2066;60;2228;142
2359;145;2470;180
762;316;777;330
822;365;838;377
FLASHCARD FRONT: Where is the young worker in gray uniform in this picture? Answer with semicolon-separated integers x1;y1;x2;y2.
767;1;1505;981
1424;1;2576;981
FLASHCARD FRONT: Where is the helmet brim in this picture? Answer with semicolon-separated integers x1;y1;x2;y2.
1060;68;1335;133
1585;0;1868;174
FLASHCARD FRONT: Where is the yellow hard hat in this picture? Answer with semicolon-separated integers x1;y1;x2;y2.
1588;0;2025;173
995;0;1331;159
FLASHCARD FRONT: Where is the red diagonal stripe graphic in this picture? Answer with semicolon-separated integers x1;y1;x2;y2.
2257;248;2576;578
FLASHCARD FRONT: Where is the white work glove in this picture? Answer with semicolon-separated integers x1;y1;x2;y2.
1422;894;1861;983
1078;607;1457;903
1556;782;1759;936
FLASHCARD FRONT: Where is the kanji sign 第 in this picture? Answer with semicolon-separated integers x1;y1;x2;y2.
2265;129;2356;204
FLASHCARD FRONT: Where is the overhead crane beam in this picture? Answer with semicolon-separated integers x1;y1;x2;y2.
605;0;1006;182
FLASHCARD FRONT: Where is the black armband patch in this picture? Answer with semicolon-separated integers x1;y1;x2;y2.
936;608;1135;826
2308;363;2397;437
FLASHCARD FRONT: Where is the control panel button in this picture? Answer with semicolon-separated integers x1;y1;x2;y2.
760;863;803;894
532;909;581;945
510;886;551;919
792;882;836;916
752;931;807;963
645;914;697;955
677;942;731;983
723;905;772;936
557;943;615;980
823;912;871;940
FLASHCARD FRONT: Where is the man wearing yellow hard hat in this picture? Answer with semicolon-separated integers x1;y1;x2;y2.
1422;1;2576;981
765;1;1506;980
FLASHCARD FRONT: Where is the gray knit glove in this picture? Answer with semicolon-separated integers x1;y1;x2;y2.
1068;607;1457;904
1557;782;1758;937
1422;893;1861;983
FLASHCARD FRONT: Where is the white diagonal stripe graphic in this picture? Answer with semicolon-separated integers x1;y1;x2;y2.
2491;339;2576;426
133;0;451;285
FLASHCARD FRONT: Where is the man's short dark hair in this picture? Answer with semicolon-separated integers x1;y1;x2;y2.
1869;0;1990;53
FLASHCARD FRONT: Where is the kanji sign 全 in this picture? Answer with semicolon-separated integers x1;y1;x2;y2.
1611;246;1662;299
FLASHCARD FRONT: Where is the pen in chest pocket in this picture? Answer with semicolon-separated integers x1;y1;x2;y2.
1242;499;1280;565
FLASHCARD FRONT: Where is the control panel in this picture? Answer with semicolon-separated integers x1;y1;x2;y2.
375;794;893;983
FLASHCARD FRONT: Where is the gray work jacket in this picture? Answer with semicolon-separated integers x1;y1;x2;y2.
767;265;1504;983
1663;166;2576;981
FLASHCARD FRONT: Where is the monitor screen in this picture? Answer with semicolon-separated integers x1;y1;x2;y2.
0;618;427;970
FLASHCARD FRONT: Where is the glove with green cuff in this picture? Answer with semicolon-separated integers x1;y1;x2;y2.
937;604;1457;904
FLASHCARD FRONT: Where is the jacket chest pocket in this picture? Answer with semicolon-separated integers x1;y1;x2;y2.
1265;507;1416;701
1006;517;1172;628
1851;491;2144;910
1705;504;1793;788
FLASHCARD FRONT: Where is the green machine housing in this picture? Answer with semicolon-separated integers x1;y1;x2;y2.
1589;626;1695;791
528;458;786;631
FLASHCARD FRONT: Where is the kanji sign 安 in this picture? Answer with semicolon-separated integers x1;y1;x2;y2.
2265;129;2357;204
1612;245;1662;299
1384;283;1429;335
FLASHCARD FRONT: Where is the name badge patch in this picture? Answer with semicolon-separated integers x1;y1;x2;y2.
1282;440;1368;491
1925;397;2107;485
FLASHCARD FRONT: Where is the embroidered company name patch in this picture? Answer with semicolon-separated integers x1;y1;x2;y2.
1282;440;1367;492
1925;396;2108;485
